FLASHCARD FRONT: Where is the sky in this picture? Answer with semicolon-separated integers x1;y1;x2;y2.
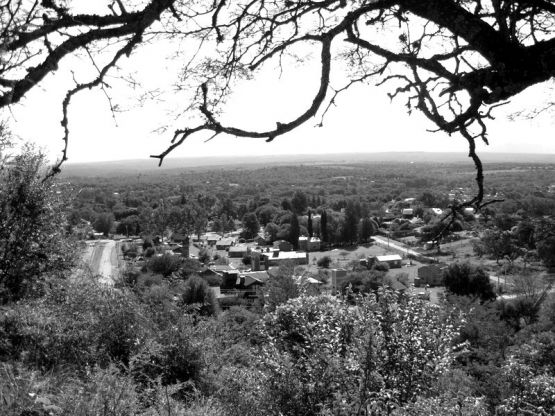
5;4;555;164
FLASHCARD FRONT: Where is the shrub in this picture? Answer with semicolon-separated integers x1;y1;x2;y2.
148;253;182;277
218;296;249;309
444;262;496;301
0;147;76;303
242;254;251;265
317;255;332;268
0;279;148;370
181;275;218;315
203;274;223;287
251;290;463;415
373;261;390;272
198;248;211;264
136;273;164;288
341;270;383;295
179;258;203;279
131;318;203;391
142;238;153;250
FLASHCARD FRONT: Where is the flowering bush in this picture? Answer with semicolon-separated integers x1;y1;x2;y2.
497;359;555;416
252;289;464;415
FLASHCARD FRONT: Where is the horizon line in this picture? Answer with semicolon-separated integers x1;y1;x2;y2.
63;150;555;165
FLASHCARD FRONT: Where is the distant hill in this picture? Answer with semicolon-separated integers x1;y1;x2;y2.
61;152;555;177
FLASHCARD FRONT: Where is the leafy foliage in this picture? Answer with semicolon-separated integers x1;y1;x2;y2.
147;253;182;277
444;262;496;301
0;147;76;303
240;290;464;415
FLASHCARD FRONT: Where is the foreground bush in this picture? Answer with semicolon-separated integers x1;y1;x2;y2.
218;289;465;415
0;278;148;370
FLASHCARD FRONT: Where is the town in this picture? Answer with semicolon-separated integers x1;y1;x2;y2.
2;0;555;412
71;161;554;312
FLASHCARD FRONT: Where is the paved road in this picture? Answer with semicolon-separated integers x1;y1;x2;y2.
82;239;119;285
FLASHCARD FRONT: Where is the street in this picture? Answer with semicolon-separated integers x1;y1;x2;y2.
81;239;119;285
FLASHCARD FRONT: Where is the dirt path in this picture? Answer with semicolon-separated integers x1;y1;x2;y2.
372;236;421;257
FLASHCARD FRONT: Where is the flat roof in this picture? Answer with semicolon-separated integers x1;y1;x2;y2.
216;238;234;245
229;245;249;251
376;254;402;262
265;252;307;260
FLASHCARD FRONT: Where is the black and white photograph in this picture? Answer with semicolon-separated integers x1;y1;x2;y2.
1;1;554;415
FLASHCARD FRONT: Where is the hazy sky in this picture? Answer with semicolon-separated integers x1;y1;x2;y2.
6;11;555;164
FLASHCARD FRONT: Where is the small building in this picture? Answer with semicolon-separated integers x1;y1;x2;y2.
172;245;190;257
206;235;220;246
463;207;475;216
273;240;293;252
298;236;309;251
262;251;308;268
295;275;323;286
229;245;250;258
210;263;233;271
402;208;414;218
330;268;348;291
172;233;189;244
414;263;447;287
431;208;443;216
239;271;270;288
199;267;221;279
385;275;409;292
254;233;267;246
211;265;240;289
216;238;234;250
375;254;403;269
307;237;321;252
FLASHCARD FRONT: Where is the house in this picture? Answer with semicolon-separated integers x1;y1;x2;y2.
210;264;236;273
384;275;409;292
330;268;348;291
262;251;308;268
307;237;321;252
239;271;270;288
206;235;220;246
216;238;234;250
273;240;293;252
402;208;414;218
172;233;189;244
294;275;323;286
199;267;221;280
211;265;240;289
414;263;447;287
298;236;308;251
375;254;403;268
229;245;250;258
254;233;267;246
172;245;190;257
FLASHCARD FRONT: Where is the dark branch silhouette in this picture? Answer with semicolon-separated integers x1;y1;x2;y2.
0;0;553;205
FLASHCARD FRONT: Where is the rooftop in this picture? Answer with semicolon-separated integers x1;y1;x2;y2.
376;254;403;262
216;238;234;245
264;251;307;260
241;271;270;286
229;245;249;252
